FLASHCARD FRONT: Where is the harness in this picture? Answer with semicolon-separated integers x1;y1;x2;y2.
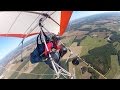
37;30;54;57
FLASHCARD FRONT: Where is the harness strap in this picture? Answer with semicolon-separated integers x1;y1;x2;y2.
36;33;43;57
36;30;50;57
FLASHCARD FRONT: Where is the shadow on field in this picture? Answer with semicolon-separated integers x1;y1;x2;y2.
81;43;117;75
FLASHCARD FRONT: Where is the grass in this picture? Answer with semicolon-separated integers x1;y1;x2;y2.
9;72;19;79
80;36;108;57
17;62;53;79
18;62;53;79
17;60;68;79
9;57;29;79
16;60;29;71
61;36;76;47
75;66;82;79
105;39;120;79
79;36;117;74
105;55;119;79
17;74;40;79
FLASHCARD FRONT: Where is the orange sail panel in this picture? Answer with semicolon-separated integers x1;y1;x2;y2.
59;11;72;36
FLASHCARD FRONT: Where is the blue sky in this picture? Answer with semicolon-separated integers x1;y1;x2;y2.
0;37;22;60
0;11;120;60
0;35;36;60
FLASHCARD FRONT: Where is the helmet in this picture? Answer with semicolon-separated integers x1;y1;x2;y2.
52;35;61;41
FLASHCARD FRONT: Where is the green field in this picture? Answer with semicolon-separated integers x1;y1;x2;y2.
105;55;119;79
80;36;108;57
17;60;68;79
17;62;54;79
61;36;76;47
80;36;117;74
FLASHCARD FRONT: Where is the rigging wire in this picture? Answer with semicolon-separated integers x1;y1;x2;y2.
6;12;22;36
21;11;46;39
26;11;60;26
23;11;55;36
18;12;42;47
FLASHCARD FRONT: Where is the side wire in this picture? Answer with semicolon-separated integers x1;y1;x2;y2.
6;12;22;36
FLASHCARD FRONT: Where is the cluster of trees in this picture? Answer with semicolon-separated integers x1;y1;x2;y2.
108;33;120;43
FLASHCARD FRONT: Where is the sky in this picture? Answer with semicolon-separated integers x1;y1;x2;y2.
0;11;120;60
0;37;22;60
0;35;36;60
70;11;120;21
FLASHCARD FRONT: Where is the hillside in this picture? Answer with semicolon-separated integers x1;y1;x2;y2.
67;12;120;32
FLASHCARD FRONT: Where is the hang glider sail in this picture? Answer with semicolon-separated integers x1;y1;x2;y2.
0;11;74;79
0;11;72;38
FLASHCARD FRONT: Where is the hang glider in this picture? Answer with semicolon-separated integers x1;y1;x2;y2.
0;11;75;79
0;11;72;38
